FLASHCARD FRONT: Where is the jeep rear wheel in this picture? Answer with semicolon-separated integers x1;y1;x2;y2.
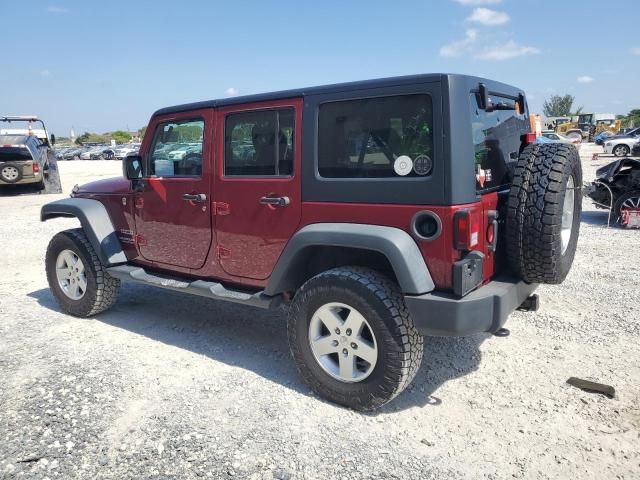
287;267;423;411
507;143;582;284
46;228;120;317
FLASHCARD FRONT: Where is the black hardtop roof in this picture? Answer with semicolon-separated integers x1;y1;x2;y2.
153;73;524;117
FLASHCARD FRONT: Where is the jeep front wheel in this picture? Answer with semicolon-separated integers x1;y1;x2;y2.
45;228;120;317
287;267;423;411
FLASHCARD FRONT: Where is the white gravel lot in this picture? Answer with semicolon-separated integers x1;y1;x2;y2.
0;146;638;479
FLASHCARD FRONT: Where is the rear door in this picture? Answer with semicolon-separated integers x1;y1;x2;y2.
214;98;302;280
133;109;214;269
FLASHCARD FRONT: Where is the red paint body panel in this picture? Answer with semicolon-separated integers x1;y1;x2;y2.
75;177;131;195
298;201;492;290
213;98;303;280
132;108;215;270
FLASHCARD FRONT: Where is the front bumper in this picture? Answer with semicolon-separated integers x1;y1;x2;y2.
404;276;538;337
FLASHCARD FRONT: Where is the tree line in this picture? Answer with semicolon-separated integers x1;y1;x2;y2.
542;94;639;127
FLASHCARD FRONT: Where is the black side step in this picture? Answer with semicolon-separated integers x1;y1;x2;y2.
106;265;279;309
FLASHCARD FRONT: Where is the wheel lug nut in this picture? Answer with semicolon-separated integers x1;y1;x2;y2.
331;340;339;347
346;328;352;336
342;348;348;355
335;328;340;335
351;342;357;349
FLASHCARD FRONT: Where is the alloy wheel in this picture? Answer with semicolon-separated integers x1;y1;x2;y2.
308;302;378;383
55;249;87;300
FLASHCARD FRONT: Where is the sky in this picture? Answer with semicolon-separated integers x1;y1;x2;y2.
2;0;639;137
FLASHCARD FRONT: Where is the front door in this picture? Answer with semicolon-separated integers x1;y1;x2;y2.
134;110;213;269
214;98;302;280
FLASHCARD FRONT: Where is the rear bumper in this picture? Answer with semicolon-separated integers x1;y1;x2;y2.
404;276;538;337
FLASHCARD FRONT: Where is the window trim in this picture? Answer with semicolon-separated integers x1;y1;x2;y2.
314;92;435;181
145;116;205;179
222;107;296;178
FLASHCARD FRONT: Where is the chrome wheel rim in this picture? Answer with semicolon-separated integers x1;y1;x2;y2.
55;249;87;300
561;176;575;255
614;145;627;156
1;166;19;180
308;302;378;383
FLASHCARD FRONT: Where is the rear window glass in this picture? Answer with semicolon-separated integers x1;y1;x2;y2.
318;94;434;178
470;92;530;191
0;135;28;145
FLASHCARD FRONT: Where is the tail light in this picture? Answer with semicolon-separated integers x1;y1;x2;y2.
32;162;40;173
453;209;480;251
521;132;537;145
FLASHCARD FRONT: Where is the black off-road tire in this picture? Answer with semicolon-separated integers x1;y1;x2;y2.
46;228;120;317
613;190;640;228
507;143;582;284
287;267;423;411
0;163;23;183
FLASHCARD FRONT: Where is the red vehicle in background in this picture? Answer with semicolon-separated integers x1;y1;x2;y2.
41;74;582;410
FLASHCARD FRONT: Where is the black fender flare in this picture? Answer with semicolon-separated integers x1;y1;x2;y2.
264;223;435;296
40;198;127;266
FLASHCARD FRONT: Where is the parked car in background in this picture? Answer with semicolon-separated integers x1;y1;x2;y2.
0;134;49;188
584;157;640;228
594;130;614;145
91;147;115;160
604;137;640;157
62;147;86;160
541;131;581;150
114;145;139;160
632;141;640;157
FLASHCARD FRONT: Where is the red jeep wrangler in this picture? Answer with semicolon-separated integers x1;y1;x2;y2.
42;74;582;410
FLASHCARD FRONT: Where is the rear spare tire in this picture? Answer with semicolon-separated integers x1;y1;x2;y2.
506;143;582;284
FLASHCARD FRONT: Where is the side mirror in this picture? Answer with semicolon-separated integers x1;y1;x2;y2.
123;154;143;180
50;133;56;145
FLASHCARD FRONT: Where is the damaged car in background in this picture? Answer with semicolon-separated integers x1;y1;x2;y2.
584;157;640;228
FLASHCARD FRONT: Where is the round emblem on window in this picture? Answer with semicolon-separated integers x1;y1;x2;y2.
394;155;413;176
413;154;433;176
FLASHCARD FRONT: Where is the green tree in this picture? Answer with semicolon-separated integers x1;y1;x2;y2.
138;126;147;140
542;95;580;117
111;130;132;144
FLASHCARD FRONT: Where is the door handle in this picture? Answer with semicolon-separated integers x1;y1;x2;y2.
259;196;290;207
182;193;207;202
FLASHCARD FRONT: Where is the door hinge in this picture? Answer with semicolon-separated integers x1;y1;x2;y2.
215;245;231;259
213;202;230;216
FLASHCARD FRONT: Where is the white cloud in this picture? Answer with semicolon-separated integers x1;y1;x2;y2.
577;75;594;84
224;87;239;97
454;0;502;5
630;47;640;55
40;69;51;77
474;41;540;61
440;29;478;57
47;6;68;13
466;7;510;25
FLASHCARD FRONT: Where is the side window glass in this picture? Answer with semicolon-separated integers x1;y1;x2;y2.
469;92;530;191
317;95;434;178
224;109;294;176
148;119;204;177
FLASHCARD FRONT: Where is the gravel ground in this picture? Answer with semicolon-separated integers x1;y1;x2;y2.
0;147;638;479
